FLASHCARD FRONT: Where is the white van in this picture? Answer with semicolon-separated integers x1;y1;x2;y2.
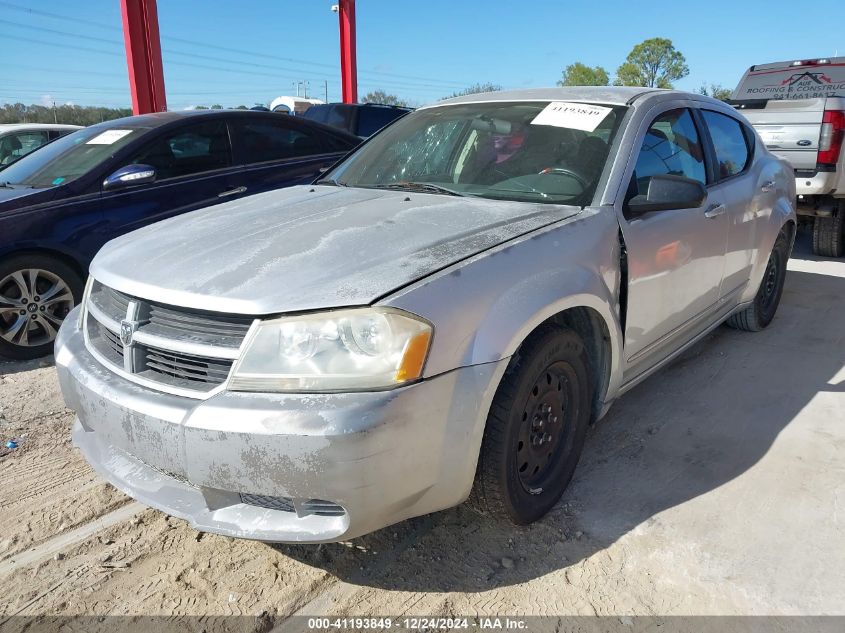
269;96;324;116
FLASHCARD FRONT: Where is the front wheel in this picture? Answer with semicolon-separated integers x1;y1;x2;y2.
0;254;83;360
470;326;592;524
726;230;789;332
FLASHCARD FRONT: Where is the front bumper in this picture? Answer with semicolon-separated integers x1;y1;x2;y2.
55;310;507;543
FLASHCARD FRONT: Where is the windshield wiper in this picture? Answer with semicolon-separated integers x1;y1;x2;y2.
315;177;347;187
370;182;466;197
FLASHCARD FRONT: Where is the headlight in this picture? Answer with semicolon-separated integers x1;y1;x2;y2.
228;308;433;392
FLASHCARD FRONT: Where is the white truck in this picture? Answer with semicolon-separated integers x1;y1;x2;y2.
732;58;845;256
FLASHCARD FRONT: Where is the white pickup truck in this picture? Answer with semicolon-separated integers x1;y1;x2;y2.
732;58;845;256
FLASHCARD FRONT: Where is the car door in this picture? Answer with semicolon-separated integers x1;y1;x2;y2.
618;106;729;378
98;118;241;236
697;109;766;299
229;116;351;195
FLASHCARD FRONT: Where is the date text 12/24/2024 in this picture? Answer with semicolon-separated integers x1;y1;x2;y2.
306;617;529;630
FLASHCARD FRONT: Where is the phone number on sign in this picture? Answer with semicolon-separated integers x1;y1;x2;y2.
307;617;472;630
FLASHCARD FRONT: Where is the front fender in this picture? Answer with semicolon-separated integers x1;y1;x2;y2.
383;207;625;402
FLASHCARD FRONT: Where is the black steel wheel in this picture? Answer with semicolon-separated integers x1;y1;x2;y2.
471;326;592;524
727;229;789;332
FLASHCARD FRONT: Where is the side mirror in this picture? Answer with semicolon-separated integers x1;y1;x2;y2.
627;174;707;216
103;164;156;191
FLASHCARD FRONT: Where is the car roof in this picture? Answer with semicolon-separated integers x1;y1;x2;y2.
427;86;667;108
0;123;82;131
310;102;412;111
81;109;360;139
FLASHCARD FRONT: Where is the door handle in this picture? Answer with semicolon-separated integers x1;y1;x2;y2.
761;180;776;192
218;186;247;198
704;203;726;218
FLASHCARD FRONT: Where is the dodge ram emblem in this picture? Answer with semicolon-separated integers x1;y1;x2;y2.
120;320;136;346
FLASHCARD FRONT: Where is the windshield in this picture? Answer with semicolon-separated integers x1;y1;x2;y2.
323;101;626;205
0;125;146;188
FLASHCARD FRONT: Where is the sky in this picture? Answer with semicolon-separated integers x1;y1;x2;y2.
1;0;842;110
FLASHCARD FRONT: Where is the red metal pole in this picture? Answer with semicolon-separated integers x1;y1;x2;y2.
338;0;358;104
120;0;167;114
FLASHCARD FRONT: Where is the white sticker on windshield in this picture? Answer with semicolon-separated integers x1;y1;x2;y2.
531;102;612;132
85;129;133;145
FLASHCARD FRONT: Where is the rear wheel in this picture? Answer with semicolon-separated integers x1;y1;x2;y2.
0;254;82;360
726;230;789;332
471;326;592;524
812;205;844;258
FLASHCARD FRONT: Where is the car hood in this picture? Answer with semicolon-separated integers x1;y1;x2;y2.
92;185;579;315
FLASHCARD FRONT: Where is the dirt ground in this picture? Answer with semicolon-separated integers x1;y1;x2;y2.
1;231;843;627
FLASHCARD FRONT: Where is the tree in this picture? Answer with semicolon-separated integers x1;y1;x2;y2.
558;62;609;87
0;102;132;125
443;82;502;100
615;38;688;88
235;105;248;110
362;90;408;107
698;83;733;102
210;104;224;110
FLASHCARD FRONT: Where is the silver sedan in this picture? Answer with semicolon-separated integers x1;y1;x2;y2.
55;87;796;542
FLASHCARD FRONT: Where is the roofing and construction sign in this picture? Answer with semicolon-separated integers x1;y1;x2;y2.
733;64;845;101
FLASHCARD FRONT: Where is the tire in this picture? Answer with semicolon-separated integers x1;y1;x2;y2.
726;230;789;332
471;326;592;524
0;254;83;360
812;208;844;258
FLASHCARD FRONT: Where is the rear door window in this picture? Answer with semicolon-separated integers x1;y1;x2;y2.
701;110;751;180
129;119;231;180
232;119;328;164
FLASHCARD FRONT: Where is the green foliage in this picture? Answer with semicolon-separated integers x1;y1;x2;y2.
614;38;689;88
210;104;223;110
558;62;610;87
443;82;502;100
235;105;248;110
362;90;408;107
0;102;132;125
698;83;733;102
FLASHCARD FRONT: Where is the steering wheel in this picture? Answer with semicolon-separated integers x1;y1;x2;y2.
537;167;589;189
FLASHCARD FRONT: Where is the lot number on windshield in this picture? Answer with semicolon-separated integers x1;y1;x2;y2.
531;101;612;132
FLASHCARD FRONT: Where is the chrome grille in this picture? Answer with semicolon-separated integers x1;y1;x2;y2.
141;346;234;386
84;280;255;397
100;323;124;359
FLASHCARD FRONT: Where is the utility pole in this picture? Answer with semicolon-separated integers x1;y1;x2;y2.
324;80;328;102
334;0;357;103
52;101;58;124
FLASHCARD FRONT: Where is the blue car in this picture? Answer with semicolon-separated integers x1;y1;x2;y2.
0;110;359;359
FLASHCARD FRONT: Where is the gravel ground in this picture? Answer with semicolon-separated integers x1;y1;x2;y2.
0;232;843;628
